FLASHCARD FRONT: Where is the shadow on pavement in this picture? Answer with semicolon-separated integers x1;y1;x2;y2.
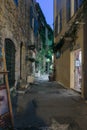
13;98;47;129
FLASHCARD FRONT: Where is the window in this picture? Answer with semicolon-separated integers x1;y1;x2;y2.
54;15;58;37
78;0;83;7
56;0;58;11
60;9;62;31
58;13;60;33
55;9;62;35
74;0;79;12
13;0;18;6
66;0;71;22
56;0;59;13
30;6;33;28
34;18;38;36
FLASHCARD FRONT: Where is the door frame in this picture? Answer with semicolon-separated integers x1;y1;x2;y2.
70;51;74;89
70;48;82;92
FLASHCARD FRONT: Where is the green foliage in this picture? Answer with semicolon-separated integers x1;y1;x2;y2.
36;48;53;73
36;49;45;63
39;26;46;48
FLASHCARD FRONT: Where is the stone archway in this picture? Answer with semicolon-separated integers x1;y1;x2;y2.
5;39;15;88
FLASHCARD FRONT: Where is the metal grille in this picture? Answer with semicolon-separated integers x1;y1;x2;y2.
5;39;15;88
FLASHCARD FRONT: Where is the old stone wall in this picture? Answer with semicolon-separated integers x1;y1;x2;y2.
0;0;32;87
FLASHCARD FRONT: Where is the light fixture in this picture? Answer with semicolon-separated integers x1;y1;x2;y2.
75;21;85;25
55;51;61;59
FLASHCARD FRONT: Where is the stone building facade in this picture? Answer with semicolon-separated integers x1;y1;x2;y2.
0;0;53;89
54;0;87;98
35;3;53;74
0;0;38;89
0;0;21;88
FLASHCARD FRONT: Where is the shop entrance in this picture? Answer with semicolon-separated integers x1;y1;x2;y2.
70;49;82;92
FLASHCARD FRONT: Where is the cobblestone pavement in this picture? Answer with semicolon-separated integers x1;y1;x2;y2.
12;77;87;130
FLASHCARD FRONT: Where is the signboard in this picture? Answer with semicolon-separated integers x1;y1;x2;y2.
0;47;14;129
0;87;9;115
75;59;80;67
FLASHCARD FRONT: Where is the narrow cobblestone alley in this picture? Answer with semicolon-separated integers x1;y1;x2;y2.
12;76;87;130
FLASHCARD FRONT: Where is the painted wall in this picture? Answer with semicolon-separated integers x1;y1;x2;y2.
54;0;86;97
55;49;70;88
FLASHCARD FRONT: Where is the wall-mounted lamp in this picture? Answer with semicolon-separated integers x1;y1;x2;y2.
55;51;61;59
75;21;85;25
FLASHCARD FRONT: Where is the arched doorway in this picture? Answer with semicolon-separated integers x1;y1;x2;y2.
5;39;15;88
